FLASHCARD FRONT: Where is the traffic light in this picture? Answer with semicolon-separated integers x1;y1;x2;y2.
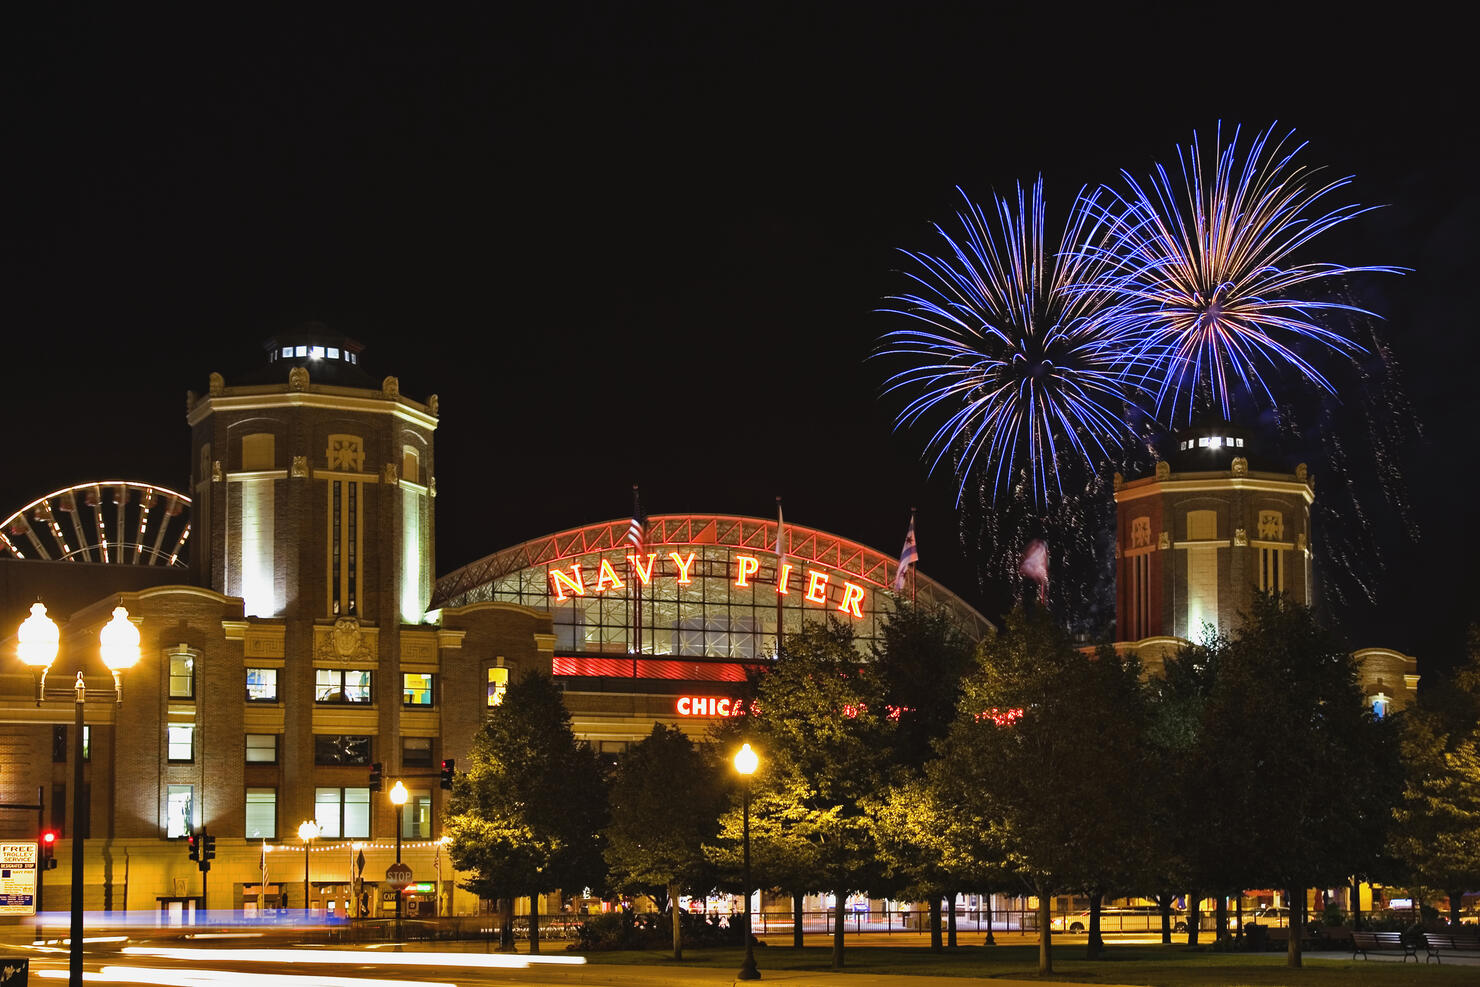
203;834;217;862
440;758;454;790
187;831;200;862
369;761;383;792
40;831;57;869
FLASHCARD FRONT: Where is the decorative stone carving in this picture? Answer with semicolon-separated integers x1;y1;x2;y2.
1258;510;1283;540
1155;460;1170;481
288;366;309;392
382;376;399;399
1297;532;1308;552
1231;456;1248;477
1113;543;1121;559
1234;527;1248;547
326;434;365;472
383;462;399;484
208;372;225;397
428;476;437;498
291;455;309;478
1112;471;1124;492
1130;516;1152;549
211;460;223;483
428;394;439;416
317;616;374;662
1158;531;1170;550
1296;463;1309;484
185;390;197;413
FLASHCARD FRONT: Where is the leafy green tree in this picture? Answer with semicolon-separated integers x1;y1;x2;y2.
605;724;726;959
1391;628;1480;927
1191;594;1401;967
444;669;607;952
730;620;892;970
931;606;1152;975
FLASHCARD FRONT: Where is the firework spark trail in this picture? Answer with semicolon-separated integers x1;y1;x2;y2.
877;180;1137;506
1085;123;1404;424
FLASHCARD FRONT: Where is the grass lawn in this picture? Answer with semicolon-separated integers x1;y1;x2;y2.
579;942;1472;985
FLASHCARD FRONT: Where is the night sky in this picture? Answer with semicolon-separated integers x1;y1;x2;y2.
5;8;1474;675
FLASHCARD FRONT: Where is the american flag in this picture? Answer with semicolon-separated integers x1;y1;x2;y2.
893;513;918;593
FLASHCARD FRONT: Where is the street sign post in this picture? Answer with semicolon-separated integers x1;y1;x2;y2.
385;861;413;889
0;842;39;917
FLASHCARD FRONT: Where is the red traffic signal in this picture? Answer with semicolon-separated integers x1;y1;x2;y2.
40;831;58;868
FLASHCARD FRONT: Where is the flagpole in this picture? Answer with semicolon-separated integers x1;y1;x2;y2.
631;485;642;679
774;496;784;654
911;509;917;605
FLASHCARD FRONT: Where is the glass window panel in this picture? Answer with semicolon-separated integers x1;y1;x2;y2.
246;734;278;764
403;789;431;839
343;788;370;838
314;788;342;838
402;736;434;768
313;735;372;765
168;725;194;762
486;668;508;707
402;673;434;706
166;785;193;838
246;668;278;702
245;788;276;839
169;653;194;699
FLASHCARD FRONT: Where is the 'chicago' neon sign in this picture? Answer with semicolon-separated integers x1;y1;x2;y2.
676;696;745;717
548;553;867;619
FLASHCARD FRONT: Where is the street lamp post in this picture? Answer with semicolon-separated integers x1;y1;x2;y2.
389;780;408;942
16;602;141;987
298;820;319;920
734;743;760;981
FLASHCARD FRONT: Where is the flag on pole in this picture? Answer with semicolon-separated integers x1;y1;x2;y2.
893;512;918;593
626;485;645;551
1020;538;1049;604
774;498;785;562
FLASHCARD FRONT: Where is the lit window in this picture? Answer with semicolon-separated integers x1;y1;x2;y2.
1371;694;1390;719
168;725;195;762
403;673;434;706
82;726;89;761
281;347;292;359
166;785;194;838
309;346;323;359
402;736;434;768
246;668;279;702
1236;437;1245;447
295;345;307;357
327;347;340;359
402;788;432;839
487;667;509;707
315;669;372;704
169;652;194;699
246;788;277;839
246;734;278;764
314;787;370;839
1198;437;1210;447
1210;436;1222;448
1225;436;1234;447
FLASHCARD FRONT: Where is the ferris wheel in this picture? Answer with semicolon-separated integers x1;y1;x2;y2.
1;481;191;567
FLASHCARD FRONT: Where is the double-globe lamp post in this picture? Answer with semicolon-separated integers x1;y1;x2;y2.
734;742;760;981
389;779;408;942
17;602;141;987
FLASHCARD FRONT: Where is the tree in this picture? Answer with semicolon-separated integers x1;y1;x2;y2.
1191;594;1402;967
931;606;1151;975
605;724;726;959
1390;627;1480;927
731;620;892;970
444;669;607;952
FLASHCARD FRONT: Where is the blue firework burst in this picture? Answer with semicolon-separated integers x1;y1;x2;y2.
877;180;1135;505
1088;123;1402;423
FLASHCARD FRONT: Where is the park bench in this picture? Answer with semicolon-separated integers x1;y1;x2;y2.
1421;932;1480;963
1351;930;1416;961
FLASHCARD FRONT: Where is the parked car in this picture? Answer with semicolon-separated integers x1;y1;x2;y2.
1052;905;1187;934
1248;906;1291;927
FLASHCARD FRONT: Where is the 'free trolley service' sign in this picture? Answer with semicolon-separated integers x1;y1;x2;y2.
0;842;38;916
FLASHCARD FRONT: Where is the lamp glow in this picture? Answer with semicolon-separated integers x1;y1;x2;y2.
389;780;409;806
16;602;59;668
298;820;319;842
734;743;758;775
99;606;141;671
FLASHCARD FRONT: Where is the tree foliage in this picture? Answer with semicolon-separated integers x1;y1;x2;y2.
444;669;608;933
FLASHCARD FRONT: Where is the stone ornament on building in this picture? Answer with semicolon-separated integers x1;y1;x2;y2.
382;376;399;399
1158;531;1170;550
211;460;223;483
428;476;436;497
1296;463;1311;487
209;372;225;397
288;366;309;391
428;393;439;416
1130;516;1151;549
1231;456;1248;477
383;462;399;484
1258;510;1283;540
1234;527;1248;547
291;455;309;478
1155;461;1170;481
185;390;197;413
1298;532;1308;552
327;434;365;472
316;615;374;662
1113;472;1124;492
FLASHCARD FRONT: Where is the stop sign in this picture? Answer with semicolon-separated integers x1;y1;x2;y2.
385;862;413;888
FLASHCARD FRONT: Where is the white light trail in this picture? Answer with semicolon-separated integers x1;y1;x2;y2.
39;967;455;987
121;946;585;968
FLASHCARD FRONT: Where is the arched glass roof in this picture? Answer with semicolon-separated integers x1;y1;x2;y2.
433;514;990;660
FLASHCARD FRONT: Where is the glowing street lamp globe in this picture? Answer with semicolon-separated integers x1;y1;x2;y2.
734;743;758;775
16;602;59;669
389;780;409;806
99;606;141;672
298;820;320;842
